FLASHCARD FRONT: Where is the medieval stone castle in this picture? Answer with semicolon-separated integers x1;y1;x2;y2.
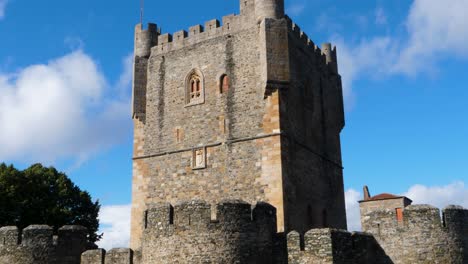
0;0;466;263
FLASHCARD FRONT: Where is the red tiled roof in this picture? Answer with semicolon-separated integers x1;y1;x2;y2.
365;193;403;201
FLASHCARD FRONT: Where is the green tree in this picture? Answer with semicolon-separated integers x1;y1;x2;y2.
0;163;101;244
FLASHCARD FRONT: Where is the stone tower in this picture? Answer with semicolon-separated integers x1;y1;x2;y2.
130;0;346;248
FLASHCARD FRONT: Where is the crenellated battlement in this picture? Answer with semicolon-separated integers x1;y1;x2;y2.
0;225;87;249
81;248;142;264
138;0;289;57
286;228;392;264
143;200;276;235
0;225;87;264
134;23;159;57
361;201;468;264
138;200;277;263
285;16;338;74
362;204;467;231
147;14;246;56
403;204;445;228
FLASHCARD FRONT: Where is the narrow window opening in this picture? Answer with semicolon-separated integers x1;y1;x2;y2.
220;74;230;94
169;206;174;225
175;128;183;143
396;208;403;222
144;210;149;229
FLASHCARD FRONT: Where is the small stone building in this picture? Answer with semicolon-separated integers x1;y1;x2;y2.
360;186;468;264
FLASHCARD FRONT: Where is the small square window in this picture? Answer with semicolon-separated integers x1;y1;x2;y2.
192;147;206;169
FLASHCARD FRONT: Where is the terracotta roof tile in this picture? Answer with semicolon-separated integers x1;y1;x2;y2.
366;193;403;201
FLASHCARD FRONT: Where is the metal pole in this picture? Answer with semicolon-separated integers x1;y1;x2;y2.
140;0;144;24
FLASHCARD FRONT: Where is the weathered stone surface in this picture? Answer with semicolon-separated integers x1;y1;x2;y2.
140;200;277;263
130;0;347;249
361;195;468;264
0;225;87;264
81;249;105;264
105;248;134;264
7;0;467;263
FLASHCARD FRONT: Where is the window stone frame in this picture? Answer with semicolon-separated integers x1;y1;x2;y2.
192;147;207;169
185;69;205;106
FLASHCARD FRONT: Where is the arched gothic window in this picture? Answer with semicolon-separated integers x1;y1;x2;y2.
186;69;204;105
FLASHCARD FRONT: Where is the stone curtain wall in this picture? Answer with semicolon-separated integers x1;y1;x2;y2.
361;204;468;264
287;229;392;264
140;200;277;264
81;248;142;264
82;201;395;264
0;225;87;264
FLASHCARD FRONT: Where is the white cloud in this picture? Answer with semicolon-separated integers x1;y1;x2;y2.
403;182;468;209
116;54;134;97
0;50;132;164
375;7;387;25
395;0;468;74
286;3;306;17
345;182;468;232
97;204;131;249
333;36;397;109
345;188;362;231
331;0;468;107
0;0;8;19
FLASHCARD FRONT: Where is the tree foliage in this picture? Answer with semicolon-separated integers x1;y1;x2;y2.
0;163;101;243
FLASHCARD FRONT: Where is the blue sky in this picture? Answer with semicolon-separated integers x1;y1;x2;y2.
0;0;467;248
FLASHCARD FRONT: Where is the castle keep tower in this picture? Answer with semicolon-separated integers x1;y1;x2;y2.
130;0;346;248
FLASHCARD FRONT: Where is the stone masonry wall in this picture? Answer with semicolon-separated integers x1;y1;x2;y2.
280;17;347;233
130;0;348;248
130;8;286;247
0;225;87;264
360;198;410;217
81;248;142;264
361;204;468;264
286;228;391;264
141;200;277;263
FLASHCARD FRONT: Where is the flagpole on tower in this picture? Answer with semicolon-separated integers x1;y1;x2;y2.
140;0;144;25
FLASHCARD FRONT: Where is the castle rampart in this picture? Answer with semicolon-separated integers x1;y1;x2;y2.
140;200;277;263
286;229;391;264
361;203;468;264
0;225;87;264
81;248;142;264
